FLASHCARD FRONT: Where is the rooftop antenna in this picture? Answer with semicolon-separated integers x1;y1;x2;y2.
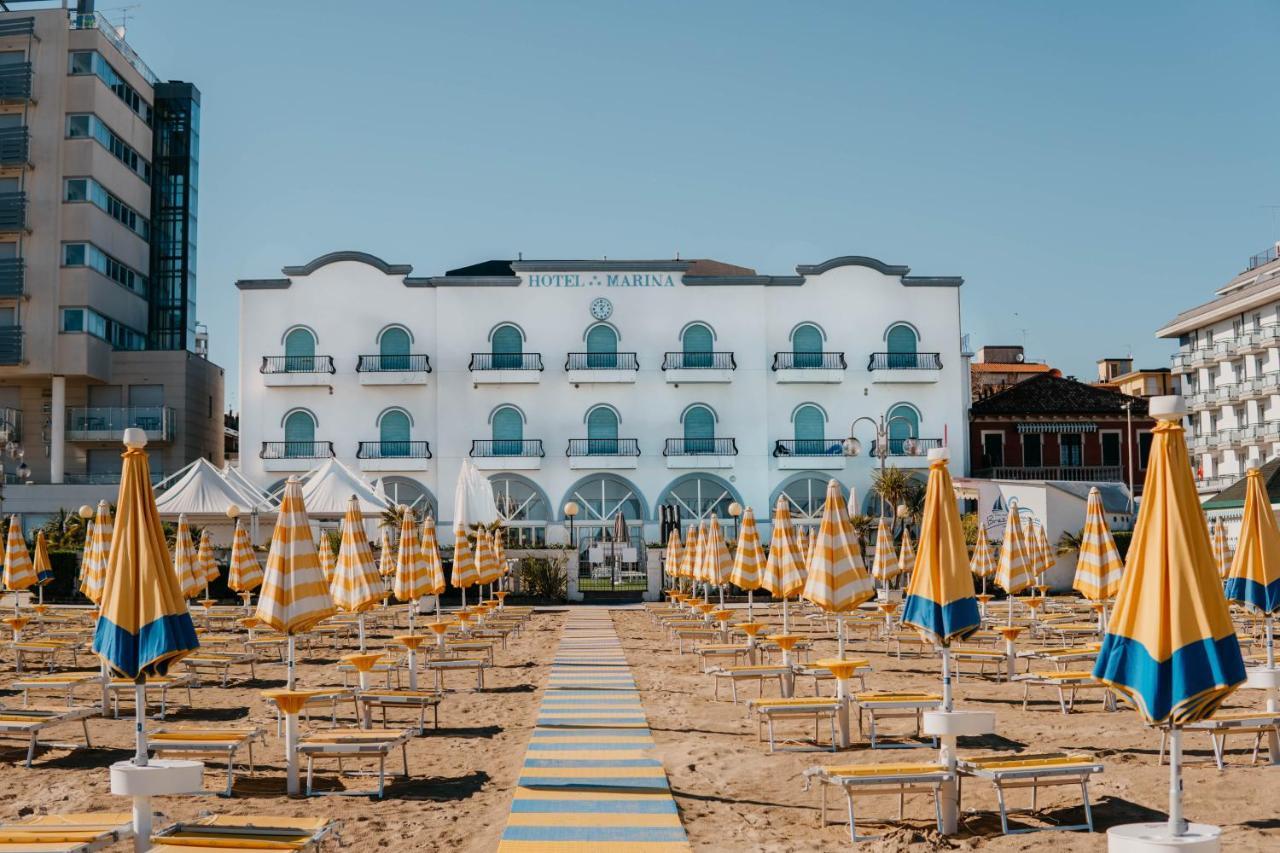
517;251;522;261
675;250;681;260
101;4;142;37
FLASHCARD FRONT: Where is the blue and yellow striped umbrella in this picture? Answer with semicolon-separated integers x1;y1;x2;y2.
1223;467;1280;615
902;449;980;647
79;501;112;605
92;434;198;679
1093;410;1245;725
2;515;35;596
32;531;54;588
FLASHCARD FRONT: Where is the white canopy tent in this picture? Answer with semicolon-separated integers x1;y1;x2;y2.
222;463;276;511
297;458;390;518
154;458;277;544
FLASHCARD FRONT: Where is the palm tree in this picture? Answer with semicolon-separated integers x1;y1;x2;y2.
848;513;876;554
40;509;89;551
380;504;410;532
1056;528;1084;557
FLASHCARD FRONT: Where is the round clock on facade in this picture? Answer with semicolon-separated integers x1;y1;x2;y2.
590;297;613;320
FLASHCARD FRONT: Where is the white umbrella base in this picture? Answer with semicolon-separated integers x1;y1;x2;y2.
921;710;995;737
111;760;204;853
1244;666;1280;689
1108;823;1220;852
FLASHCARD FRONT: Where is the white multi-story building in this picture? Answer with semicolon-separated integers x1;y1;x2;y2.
1157;242;1280;493
236;251;967;545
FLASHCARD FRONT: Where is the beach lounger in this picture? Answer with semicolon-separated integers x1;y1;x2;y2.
803;763;952;842
958;752;1103;834
1158;710;1280;770
709;664;791;702
884;633;931;660
441;640;495;664
297;728;413;797
245;637;287;662
355;689;442;734
11;640;80;673
10;673;105;708
269;689;360;735
337;662;401;690
675;628;720;654
1017;645;1099;672
748;697;841;753
853;693;942;749
694;644;751;672
109;675;195;720
148;726;265;796
1015;670;1116;714
795;660;872;697
180;652;258;687
0;812;132;852
427;657;490;693
948;648;1008;681
0;706;95;768
150;814;340;851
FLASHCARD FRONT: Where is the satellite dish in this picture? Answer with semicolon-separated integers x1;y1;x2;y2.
1015;352;1025;362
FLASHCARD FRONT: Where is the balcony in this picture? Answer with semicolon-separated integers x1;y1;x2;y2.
470;439;544;471
1171;353;1193;374
0;62;32;103
866;352;942;383
0;406;19;441
566;438;641;470
0;192;26;232
0;258;23;298
564;352;639;385
1239;424;1265;446
260;440;334;472
869;437;943;467
1188;348;1215;368
772;438;846;471
468;353;543;385
356;354;430;386
1214;384;1240;405
0;325;19;364
1251;327;1280;352
1187;391;1213;411
772;352;846;383
1187;434;1210;453
664;437;737;469
260;355;336;388
662;352;735;384
971;465;1123;483
67;406;175;443
1215;430;1238;450
64;471;165;486
356;440;431;472
0;126;28;167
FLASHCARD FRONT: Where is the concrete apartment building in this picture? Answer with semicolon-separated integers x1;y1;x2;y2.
1094;357;1179;399
0;1;222;507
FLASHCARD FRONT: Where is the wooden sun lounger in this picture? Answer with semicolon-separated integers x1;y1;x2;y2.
270;689;360;736
710;664;791;702
440;640;495;664
150;814;340;852
0;706;95;768
427;657;489;693
675;629;720;654
747;697;841;753
0;812;133;853
109;675;196;720
946;648;1008;681
148;726;266;797
355;689;442;734
853;693;942;749
10;673;105;708
1015;671;1116;714
297;728;413;798
1017;645;1099;672
1158;711;1280;770
803;763;952;842
181;652;258;687
958;752;1103;835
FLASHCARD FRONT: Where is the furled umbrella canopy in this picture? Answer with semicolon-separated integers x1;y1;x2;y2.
690;520;708;587
227;519;263;593
196;528;219;588
1211;517;1233;581
729;508;764;592
1073;487;1125;601
172;515;201;600
255;476;336;636
3;515;35;595
794;527;809;572
450;528;480;593
870;517;897;583
664;529;683;586
969;528;997;583
332;496;383;614
1224;467;1280;615
420;515;446;597
702;516;733;590
394;508;431;603
493;530;508;578
475;529;502;587
378;525;397;578
801;479;875;614
32;531;54;587
681;522;701;584
316;530;336;585
763;497;807;633
995;501;1035;597
897;527;917;581
79;501;113;605
1032;520;1054;583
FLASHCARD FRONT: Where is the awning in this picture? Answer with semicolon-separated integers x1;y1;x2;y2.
1017;422;1097;434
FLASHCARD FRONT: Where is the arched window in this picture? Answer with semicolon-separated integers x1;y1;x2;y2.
284;327;316;372
681;322;714;368
657;473;739;524
377;476;436;517
490;323;523;369
887;403;920;455
379;326;411;371
563;474;646;544
885;323;918;369
773;475;843;528
791;323;824;368
490;474;550;547
793;404;827;454
584;324;618;369
586;405;619;454
378;409;411;457
283;409;316;457
491;406;524;455
682;404;715;454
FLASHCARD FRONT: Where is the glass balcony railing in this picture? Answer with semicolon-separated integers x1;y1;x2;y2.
566;438;641;457
67;406;175;442
0;62;32;103
0;325;22;364
356;440;431;459
356;354;431;373
0;126;28;166
0;192;26;232
468;353;543;371
564;352;639;371
772;352;846;370
0;258;23;298
260;441;334;460
662;352;736;370
663;437;738;456
867;352;942;371
773;438;844;457
0;406;19;441
470;439;544;458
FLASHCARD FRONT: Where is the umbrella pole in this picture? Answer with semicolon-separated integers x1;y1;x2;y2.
941;646;953;712
782;597;789;634
358;614;367;653
1266;615;1280;765
133;676;147;766
1168;726;1186;837
286;635;296;691
1007;595;1014;626
100;660;110;716
837;614;845;659
747;589;753;621
718;584;724;608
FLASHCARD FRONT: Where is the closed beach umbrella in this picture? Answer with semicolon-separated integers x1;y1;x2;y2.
794;527;809;572
679;524;698;589
1073;487;1125;608
897;527;917;583
802;480;874;653
702;515;733;605
333;496;382;650
729;508;764;618
32;532;53;602
421;515;446;617
317;530;336;584
450;528;480;608
378;525;397;578
870;516;897;592
690;520;709;600
664;528;683;589
1031;520;1054;586
394;508;430;626
227;519;262;603
80;501;113;605
196;528;218;595
763;497;806;633
1212;518;1233;580
1224;466;1280;662
1092;398;1244;838
970;528;997;594
3;515;35;608
92;430;198;764
173;515;201;600
476;529;502;589
255;476;336;688
994;500;1035;622
493;530;508;579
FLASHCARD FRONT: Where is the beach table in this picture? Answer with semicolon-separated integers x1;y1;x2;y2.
298;728;413;798
853;692;941;749
0;706;95;767
957;752;1103;835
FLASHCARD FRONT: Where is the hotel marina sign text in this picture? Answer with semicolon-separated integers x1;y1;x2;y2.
527;273;676;289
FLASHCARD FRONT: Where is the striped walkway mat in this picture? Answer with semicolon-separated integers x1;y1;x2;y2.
497;609;690;851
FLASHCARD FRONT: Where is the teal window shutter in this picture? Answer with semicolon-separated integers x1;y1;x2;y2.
683;405;714;453
585;325;618;369
793;405;826;454
492;407;523;455
491;325;522;369
380;327;410;371
284;328;315;372
587;407;619;454
791;324;822;368
886;325;918;368
379;410;411;457
888;404;919;455
283;411;315;457
682;324;713;368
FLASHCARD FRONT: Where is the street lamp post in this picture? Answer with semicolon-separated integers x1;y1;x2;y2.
727;501;742;543
563;501;579;548
842;413;920;518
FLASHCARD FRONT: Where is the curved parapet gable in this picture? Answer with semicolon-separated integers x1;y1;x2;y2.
795;256;910;277
281;250;414;277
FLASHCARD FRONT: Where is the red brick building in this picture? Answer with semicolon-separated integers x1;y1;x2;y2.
969;373;1154;493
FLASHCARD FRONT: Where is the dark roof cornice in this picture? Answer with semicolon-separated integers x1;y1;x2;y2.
511;260;690;273
682;275;804;287
281;251;413;277
235;278;291;290
404;276;522;288
795;256;909;276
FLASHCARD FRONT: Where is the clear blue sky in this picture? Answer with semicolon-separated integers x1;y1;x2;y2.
117;0;1280;408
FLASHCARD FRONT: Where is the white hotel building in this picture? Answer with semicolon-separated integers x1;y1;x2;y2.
1157;243;1280;493
236;251;967;545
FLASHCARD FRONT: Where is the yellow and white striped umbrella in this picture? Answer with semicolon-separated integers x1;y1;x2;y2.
317;530;336;585
1211;518;1232;580
476;530;502;586
1073;487;1125;601
227;519;262;593
420;515;446;596
332;496;382;614
897;527;917;580
254;476;336;636
3;516;34;594
793;527;809;573
870;517;897;582
1031;520;1054;582
394;509;431;602
995;500;1035;598
679;523;700;581
173;515;201;600
450;528;480;592
79;501;112;605
763;497;807;600
729;508;764;590
378;525;397;578
690;520;708;584
970;528;997;580
806;525;818;568
802;479;874;613
702;516;732;588
196;528;219;588
664;529;684;584
493;531;508;577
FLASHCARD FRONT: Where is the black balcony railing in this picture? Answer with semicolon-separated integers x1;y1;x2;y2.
471;439;545;458
565;352;639;371
0;258;23;298
870;437;944;456
357;440;432;460
772;352;846;370
260;355;336;374
260;441;334;460
664;437;738;456
0;192;26;231
867;352;943;371
0;63;32;102
662;352;736;370
0;325;21;365
0;18;35;38
0;126;28;166
566;438;641;457
773;438;845;457
357;354;431;373
469;353;544;371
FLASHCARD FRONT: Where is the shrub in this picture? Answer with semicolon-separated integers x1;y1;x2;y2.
520;555;568;603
